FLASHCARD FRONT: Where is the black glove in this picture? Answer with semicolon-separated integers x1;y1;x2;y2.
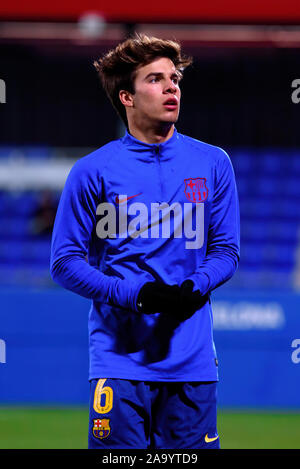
136;282;181;314
137;279;206;317
179;279;203;315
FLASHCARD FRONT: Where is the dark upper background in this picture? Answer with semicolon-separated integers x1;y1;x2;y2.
0;40;299;150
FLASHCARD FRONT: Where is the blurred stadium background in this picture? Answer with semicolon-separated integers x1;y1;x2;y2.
1;0;300;449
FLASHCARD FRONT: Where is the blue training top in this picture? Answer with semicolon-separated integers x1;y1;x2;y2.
50;128;240;382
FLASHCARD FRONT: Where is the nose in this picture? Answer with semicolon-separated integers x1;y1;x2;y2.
164;79;177;94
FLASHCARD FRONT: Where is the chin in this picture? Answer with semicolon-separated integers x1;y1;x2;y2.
161;113;179;124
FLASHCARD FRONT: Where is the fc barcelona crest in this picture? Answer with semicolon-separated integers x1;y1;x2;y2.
184;178;208;203
93;418;111;439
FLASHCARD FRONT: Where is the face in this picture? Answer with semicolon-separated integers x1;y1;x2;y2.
121;57;181;128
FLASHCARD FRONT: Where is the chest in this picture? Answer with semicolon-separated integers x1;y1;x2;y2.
102;154;214;208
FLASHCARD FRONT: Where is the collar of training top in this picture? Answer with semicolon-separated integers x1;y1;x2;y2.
121;127;179;155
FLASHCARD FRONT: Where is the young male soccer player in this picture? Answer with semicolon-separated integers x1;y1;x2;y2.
50;34;240;449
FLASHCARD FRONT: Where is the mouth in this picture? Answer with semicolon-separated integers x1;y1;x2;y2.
163;97;178;110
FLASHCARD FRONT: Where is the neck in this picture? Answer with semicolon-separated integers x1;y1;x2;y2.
127;122;175;144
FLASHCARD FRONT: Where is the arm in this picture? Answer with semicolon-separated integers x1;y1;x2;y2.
187;150;240;295
50;157;145;311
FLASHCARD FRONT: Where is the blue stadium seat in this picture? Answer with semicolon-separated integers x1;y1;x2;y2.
276;199;300;219
0;217;31;240
285;177;300;197
257;152;282;174
240;198;276;218
230;150;257;175
22;146;52;159
261;243;295;265
255;176;281;197
5;191;39;217
269;220;299;242
0;145;51;160
0;239;51;266
241;220;276;242
290;153;300;174
0;146;15;159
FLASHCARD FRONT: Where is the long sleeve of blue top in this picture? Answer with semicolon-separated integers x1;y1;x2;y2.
186;149;240;295
50;147;145;312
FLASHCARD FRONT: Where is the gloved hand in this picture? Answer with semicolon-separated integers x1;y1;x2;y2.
136;282;181;314
137;279;206;317
179;279;202;315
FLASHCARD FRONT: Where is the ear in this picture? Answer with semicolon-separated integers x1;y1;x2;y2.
119;89;134;108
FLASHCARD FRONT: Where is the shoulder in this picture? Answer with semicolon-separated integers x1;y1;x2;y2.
178;132;230;163
67;139;121;182
177;133;234;177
